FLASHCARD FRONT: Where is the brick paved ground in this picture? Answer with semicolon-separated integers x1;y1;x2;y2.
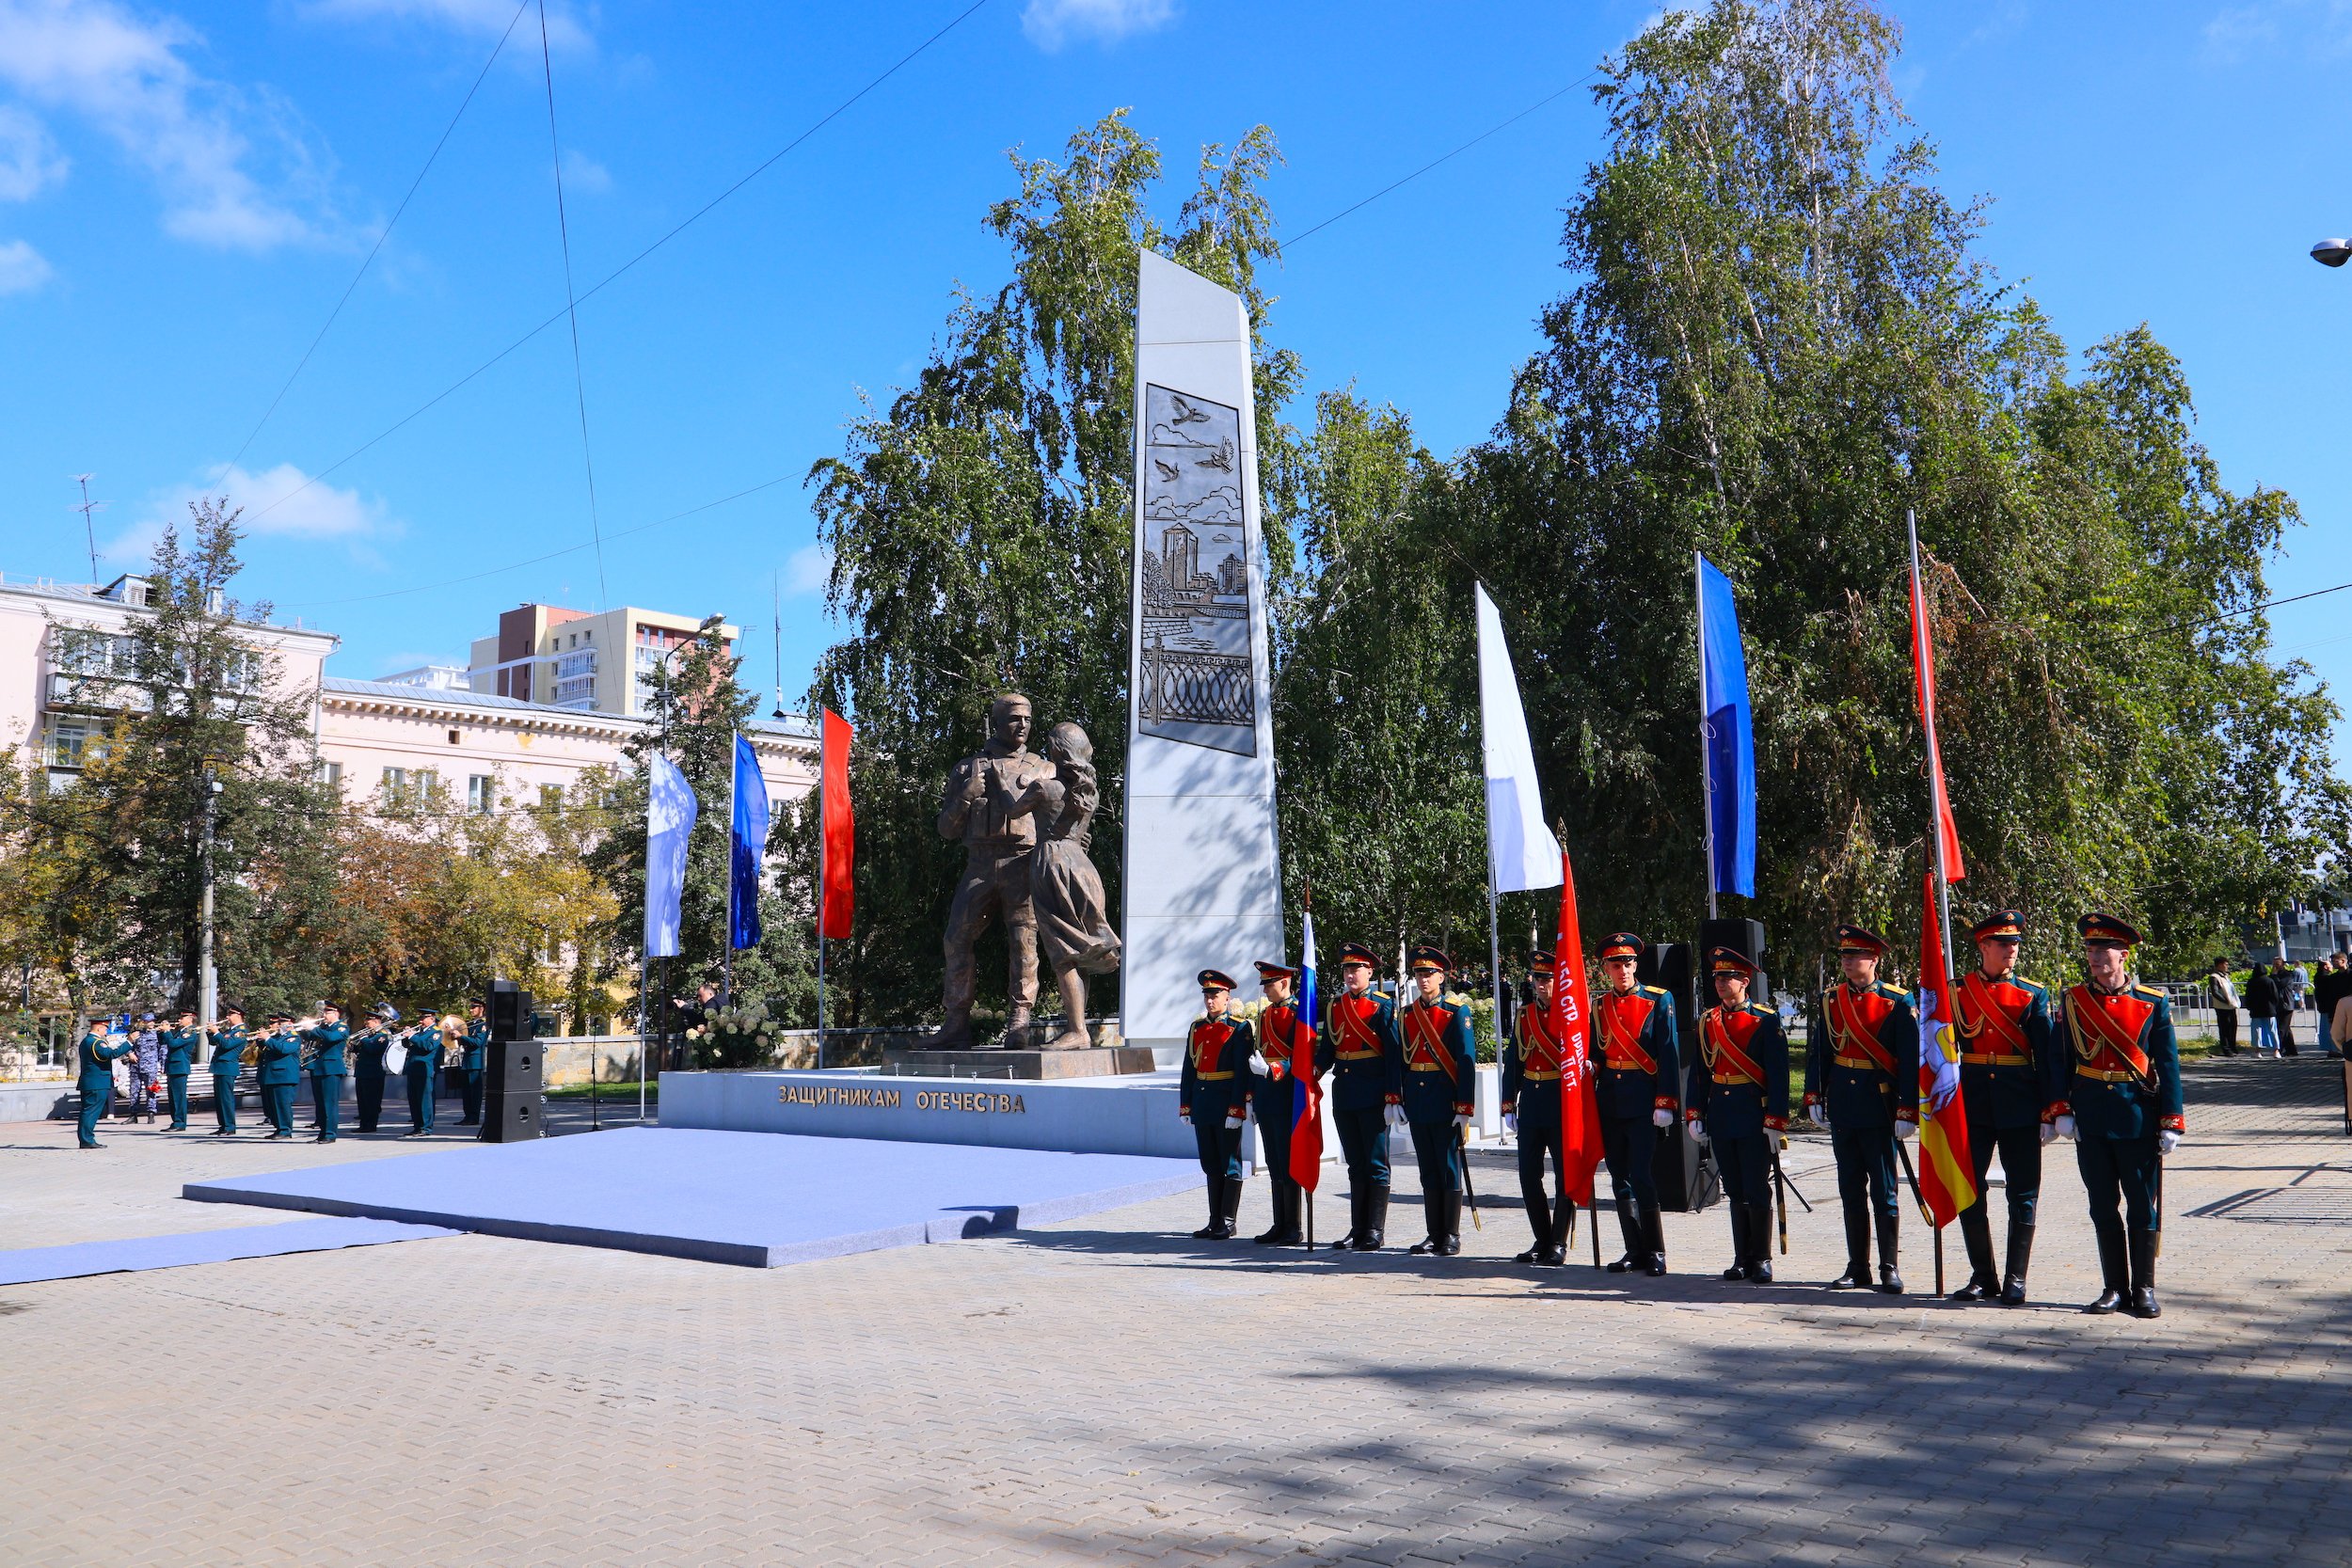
5;1056;2350;1566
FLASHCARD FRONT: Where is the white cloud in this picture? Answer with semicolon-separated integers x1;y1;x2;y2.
303;0;592;53
2204;0;2352;59
1021;0;1177;51
109;461;396;566
785;542;832;597
0;0;342;250
0;103;67;199
560;146;610;195
0;235;50;292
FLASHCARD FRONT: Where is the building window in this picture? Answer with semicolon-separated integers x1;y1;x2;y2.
42;716;111;770
468;775;495;815
447;728;461;746
317;760;343;793
539;783;564;812
381;767;438;807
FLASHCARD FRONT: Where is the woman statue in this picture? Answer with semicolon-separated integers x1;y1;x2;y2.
1012;721;1121;1050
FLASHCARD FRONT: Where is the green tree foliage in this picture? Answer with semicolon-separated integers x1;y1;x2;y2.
806;110;1294;1024
1449;0;2344;978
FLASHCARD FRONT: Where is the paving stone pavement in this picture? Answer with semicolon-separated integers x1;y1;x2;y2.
5;1057;2350;1566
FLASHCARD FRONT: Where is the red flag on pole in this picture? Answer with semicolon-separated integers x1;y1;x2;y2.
1550;846;1605;1206
818;709;855;941
1908;541;1966;884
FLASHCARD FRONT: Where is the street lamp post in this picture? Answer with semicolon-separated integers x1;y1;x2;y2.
2312;239;2352;268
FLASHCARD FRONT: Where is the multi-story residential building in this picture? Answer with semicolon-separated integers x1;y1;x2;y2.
467;602;735;717
0;572;812;816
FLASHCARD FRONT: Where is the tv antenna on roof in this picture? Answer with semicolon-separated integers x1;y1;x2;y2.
771;570;787;720
70;475;106;584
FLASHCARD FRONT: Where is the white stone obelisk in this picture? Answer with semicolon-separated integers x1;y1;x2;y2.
1121;249;1282;1062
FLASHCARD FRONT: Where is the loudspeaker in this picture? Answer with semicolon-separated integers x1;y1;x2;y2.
1698;917;1770;999
486;980;534;1044
485;1039;542;1097
1636;941;1696;1043
1654;1121;1723;1212
477;1090;542;1143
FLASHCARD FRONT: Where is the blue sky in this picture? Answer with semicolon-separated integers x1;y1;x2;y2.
2;0;2348;751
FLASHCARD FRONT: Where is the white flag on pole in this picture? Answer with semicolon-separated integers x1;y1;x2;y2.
1475;582;1563;894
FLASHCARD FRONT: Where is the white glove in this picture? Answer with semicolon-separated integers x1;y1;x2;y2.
1894;1118;1915;1142
1179;1111;1191;1123
1652;1107;1674;1129
1224;1112;1245;1130
1690;1119;1708;1145
1384;1102;1408;1130
2055;1114;2076;1142
1453;1112;1471;1130
1502;1111;1518;1135
1247;1052;1270;1076
2039;1120;2057;1146
2157;1129;2181;1156
1808;1101;1828;1130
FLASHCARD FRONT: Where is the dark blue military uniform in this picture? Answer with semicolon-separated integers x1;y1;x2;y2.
2056;912;2184;1320
1947;909;2066;1305
352;1016;393;1132
459;1013;490;1126
1317;945;1403;1251
1247;959;1316;1247
1688;948;1788;1283
1399;946;1478;1259
1806;927;1920;1292
1179;970;1254;1241
1592;932;1681;1275
1500;954;1572;1265
74;1027;135;1148
162;1021;201;1130
403;1018;442;1135
256;1019;302;1138
303;1016;350;1142
206;1019;248;1134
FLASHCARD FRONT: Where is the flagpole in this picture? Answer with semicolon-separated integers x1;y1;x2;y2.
1911;508;1952;1295
1696;550;1718;923
723;738;738;1012
816;720;829;1072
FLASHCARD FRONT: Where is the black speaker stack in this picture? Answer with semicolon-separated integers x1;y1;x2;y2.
478;979;542;1143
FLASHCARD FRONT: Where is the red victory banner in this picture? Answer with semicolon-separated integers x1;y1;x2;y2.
1551;846;1605;1206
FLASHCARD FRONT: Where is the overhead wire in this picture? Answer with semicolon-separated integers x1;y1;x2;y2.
230;0;531;469
536;0;609;611
251;0;997;526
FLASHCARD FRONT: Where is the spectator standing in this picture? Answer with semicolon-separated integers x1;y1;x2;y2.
2324;953;2352;1059
2246;964;2280;1058
2207;960;2241;1057
126;1014;164;1123
2273;959;2301;1057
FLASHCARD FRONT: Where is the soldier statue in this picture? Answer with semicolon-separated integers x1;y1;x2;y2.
932;693;1055;1050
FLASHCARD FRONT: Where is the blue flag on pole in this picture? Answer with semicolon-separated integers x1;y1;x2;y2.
644;753;698;958
729;734;770;950
1697;555;1756;899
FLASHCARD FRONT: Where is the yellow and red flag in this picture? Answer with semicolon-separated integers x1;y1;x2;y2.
1907;518;1975;1225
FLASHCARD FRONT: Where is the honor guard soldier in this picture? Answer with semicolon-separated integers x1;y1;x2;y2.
1247;959;1315;1246
2051;913;2183;1319
1594;933;1681;1275
162;1006;201;1131
1949;910;2062;1305
352;1006;396;1133
1688;948;1788;1282
403;1008;442;1136
1179;970;1254;1240
74;1018;135;1148
256;1013;302;1139
206;1005;248;1135
302;1004;351;1144
1806;926;1920;1293
1319;943;1403;1250
1399;946;1477;1258
459;1001;492;1126
1500;950;1571;1265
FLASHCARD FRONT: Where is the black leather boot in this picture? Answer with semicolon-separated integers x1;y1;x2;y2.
1334;1186;1365;1250
1191;1176;1226;1239
1512;1200;1554;1264
1721;1204;1749;1281
2127;1229;2161;1320
1438;1190;1463;1257
1255;1178;1301;1244
1950;1206;1998;1302
1607;1190;1645;1272
1217;1178;1245;1240
1999;1221;2035;1307
1356;1183;1390;1251
1743;1206;1774;1283
2084;1221;2127;1313
1642;1200;1668;1275
1874;1215;1904;1294
1829;1208;1872;1289
1409;1190;1447;1255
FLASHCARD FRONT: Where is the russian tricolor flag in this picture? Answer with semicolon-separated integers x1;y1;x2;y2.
1289;911;1323;1191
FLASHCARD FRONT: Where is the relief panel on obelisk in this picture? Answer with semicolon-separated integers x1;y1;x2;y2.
1138;383;1257;757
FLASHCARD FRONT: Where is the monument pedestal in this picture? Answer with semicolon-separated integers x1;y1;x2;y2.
880;1046;1156;1081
